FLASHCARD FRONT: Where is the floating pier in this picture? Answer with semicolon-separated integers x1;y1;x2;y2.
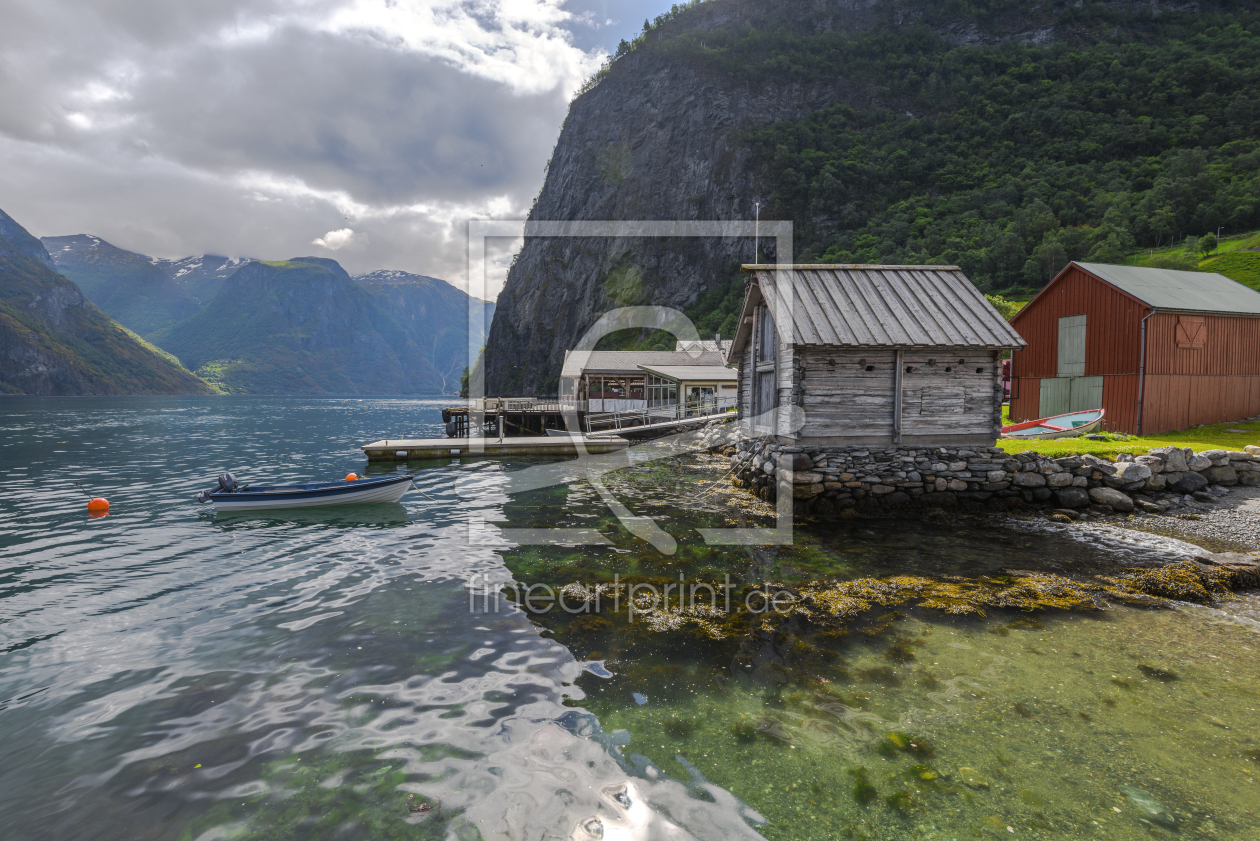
361;436;628;461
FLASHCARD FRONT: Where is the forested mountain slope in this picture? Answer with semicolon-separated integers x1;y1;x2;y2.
484;0;1260;395
42;235;201;335
0;209;208;395
150;258;450;395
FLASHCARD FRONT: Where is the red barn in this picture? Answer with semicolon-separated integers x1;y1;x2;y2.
1009;262;1260;434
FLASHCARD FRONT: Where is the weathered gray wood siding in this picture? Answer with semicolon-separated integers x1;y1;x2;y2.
795;346;1001;443
797;348;899;440
738;343;754;429
899;348;1002;439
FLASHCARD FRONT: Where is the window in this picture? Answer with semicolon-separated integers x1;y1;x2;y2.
1175;316;1206;349
756;305;776;363
646;374;678;408
1057;314;1086;377
753;305;778;425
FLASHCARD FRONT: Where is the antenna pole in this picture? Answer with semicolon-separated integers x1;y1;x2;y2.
754;201;760;265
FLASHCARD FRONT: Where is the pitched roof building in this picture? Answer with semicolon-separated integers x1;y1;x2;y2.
1009;261;1260;434
726;265;1024;445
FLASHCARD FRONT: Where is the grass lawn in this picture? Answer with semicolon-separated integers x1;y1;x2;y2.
996;408;1260;458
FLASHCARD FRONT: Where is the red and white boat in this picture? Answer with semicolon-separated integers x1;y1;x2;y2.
1001;409;1105;440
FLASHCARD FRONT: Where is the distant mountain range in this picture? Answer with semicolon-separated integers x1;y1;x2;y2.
34;228;492;395
0;209;208;395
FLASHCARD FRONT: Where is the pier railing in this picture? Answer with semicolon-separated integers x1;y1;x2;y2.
583;396;737;433
469;397;582;413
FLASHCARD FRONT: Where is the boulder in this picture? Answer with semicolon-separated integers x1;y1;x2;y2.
883;491;912;505
792;483;824;498
790;453;815;471
1144;474;1167;491
1148;446;1188;472
1170;471;1209;493
1054;487;1090;508
1136;500;1163;514
947;479;968;492
1012;472;1047;488
1200;449;1231;467
1203;465;1238;486
986;470;1007;483
1246;444;1260;456
1113;462;1152;483
1046;472;1073;488
1241;471;1260;487
1134;455;1165;473
1188;453;1213;471
1090;486;1135;512
1227;450;1255;461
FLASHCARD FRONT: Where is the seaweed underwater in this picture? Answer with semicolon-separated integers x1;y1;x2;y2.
485;452;1260;840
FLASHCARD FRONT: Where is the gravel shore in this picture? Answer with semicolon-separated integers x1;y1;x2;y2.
1092;484;1260;552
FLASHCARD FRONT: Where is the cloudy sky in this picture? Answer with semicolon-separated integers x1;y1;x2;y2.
0;0;677;298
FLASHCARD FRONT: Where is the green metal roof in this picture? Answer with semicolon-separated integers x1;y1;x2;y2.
1078;262;1260;314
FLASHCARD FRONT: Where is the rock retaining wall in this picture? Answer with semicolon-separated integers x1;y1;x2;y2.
729;438;1260;516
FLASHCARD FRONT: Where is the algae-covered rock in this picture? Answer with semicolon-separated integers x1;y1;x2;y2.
956;766;989;789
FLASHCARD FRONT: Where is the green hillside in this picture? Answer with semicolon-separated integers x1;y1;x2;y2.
586;0;1260;349
0;210;209;395
1200;250;1260;289
732;13;1259;291
151;258;445;395
43;234;201;335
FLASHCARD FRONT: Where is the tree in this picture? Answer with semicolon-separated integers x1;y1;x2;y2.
459;366;470;399
1200;232;1218;255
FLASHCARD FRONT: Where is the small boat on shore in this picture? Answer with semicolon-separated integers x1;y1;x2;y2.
196;472;413;511
1002;409;1105;440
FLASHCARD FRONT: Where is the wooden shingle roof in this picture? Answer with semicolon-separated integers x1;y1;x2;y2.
727;265;1025;358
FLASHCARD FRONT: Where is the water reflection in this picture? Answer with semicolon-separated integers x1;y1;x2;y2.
0;397;1257;841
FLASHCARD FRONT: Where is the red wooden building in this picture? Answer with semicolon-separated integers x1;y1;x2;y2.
1009;262;1260;434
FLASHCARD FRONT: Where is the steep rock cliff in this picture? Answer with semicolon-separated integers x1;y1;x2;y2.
484;0;1243;395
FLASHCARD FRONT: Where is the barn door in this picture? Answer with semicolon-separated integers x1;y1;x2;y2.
1069;376;1103;412
1039;377;1071;418
1058;315;1087;377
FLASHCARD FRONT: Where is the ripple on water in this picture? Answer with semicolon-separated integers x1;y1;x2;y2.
1;397;1258;841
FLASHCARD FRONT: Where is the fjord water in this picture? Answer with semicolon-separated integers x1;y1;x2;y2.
0;397;1257;841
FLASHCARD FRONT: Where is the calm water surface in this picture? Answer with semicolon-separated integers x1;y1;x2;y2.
0;397;1257;841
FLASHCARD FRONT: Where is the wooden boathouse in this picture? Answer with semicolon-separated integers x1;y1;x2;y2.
726;265;1025;445
1009;262;1260;434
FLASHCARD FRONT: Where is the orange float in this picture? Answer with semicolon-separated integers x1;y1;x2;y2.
87;497;110;512
344;473;358;481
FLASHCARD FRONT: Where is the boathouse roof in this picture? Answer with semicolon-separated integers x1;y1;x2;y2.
561;349;727;376
727;264;1025;359
1033;262;1260;316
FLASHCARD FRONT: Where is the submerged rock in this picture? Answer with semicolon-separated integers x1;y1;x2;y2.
1119;786;1175;828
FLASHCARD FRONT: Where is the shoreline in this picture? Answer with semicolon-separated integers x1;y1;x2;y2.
1059;484;1260;554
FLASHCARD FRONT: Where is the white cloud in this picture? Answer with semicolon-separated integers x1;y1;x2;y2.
312;227;358;249
0;0;673;299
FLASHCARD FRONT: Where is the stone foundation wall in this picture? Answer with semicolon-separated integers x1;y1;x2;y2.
730;438;1260;516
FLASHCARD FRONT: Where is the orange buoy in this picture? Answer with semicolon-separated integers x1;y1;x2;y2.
87;497;110;512
344;473;358;481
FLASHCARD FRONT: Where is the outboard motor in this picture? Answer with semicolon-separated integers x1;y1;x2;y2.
196;472;238;504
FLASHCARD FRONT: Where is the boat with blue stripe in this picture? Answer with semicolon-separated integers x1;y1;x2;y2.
196;472;413;511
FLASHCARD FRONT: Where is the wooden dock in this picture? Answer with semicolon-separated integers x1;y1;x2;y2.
361;436;628;461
